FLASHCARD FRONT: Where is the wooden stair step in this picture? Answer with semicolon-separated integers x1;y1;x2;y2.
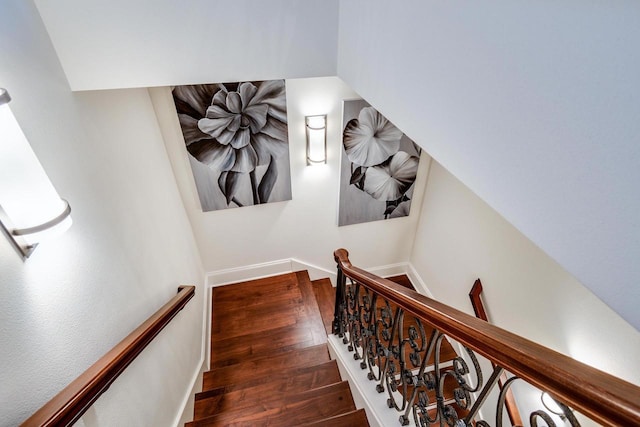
386;274;415;290
301;409;369;427
311;278;335;335
203;344;331;391
211;322;327;368
211;273;299;306
294;271;333;343
187;381;356;427
194;360;342;419
211;297;306;338
210;271;327;368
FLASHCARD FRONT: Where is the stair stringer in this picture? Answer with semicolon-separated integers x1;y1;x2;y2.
328;334;406;427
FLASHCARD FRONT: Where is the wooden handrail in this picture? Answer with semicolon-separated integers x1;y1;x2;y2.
21;285;196;427
469;279;523;426
334;248;640;427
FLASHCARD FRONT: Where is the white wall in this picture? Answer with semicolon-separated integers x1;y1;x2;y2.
410;161;640;389
150;77;431;275
34;0;339;91
337;0;640;330
0;2;205;426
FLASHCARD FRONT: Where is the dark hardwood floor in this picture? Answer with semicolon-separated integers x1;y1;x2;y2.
186;272;368;427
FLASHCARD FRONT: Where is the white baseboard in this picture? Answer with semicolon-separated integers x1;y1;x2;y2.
205;259;426;290
172;356;206;427
207;259;294;287
368;262;410;279
406;263;434;298
206;258;340;288
291;258;336;284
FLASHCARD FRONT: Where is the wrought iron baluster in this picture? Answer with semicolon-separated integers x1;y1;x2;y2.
333;260;586;427
333;264;346;337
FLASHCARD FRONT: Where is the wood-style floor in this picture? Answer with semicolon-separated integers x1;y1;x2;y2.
186;271;369;427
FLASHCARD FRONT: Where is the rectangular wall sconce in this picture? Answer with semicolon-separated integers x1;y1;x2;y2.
305;115;327;165
0;87;72;259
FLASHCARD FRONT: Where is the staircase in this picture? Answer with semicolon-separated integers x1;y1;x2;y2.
185;271;369;426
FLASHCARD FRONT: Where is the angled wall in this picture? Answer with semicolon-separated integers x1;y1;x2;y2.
34;0;340;90
337;0;640;330
410;161;640;389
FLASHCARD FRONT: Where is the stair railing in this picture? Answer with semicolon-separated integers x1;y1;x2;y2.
332;248;640;427
20;285;196;427
469;279;522;426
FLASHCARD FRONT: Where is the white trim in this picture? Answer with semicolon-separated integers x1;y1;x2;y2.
174;276;209;427
206;259;293;287
368;262;410;279
204;282;212;369
406;263;435;298
205;259;422;289
290;258;336;283
172;356;206;427
206;258;339;288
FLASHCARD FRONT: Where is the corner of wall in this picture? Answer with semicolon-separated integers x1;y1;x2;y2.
406;262;435;299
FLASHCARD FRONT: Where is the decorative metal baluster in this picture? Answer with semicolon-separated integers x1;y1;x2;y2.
384;308;407;412
444;346;484;419
361;292;378;371
344;281;362;355
331;254;609;427
413;333;447;426
332;264;346;336
460;366;503;426
400;328;439;425
400;314;429;416
364;295;388;383
470;375;581;427
352;284;375;365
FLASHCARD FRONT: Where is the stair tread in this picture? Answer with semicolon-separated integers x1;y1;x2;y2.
210;273;303;342
194;360;342;419
386;274;415;290
311;278;335;335
188;381;356;427
210;322;327;368
301;409;370;427
203;344;331;391
210;271;327;368
294;271;331;343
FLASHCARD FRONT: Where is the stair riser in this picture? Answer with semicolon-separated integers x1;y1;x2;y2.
189;382;356;427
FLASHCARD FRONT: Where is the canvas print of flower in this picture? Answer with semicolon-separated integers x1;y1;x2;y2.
338;100;421;226
172;80;292;212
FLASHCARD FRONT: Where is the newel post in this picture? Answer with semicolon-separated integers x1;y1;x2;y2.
332;249;349;336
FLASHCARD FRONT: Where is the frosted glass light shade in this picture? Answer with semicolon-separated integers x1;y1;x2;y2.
0;88;72;258
305;115;327;165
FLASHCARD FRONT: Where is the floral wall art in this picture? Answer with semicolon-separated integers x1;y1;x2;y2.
338;100;421;226
172;80;292;211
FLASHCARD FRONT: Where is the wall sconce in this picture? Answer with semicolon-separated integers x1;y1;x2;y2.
305;115;327;165
0;88;72;259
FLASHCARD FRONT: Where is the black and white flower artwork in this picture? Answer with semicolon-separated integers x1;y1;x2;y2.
338;100;421;226
172;80;292;212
